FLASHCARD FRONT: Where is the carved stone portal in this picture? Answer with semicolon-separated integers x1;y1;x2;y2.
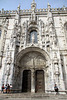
13;51;46;92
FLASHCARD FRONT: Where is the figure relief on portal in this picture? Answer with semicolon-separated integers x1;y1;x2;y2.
30;30;37;43
31;33;35;43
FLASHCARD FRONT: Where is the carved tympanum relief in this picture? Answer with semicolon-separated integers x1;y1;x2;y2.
20;51;46;68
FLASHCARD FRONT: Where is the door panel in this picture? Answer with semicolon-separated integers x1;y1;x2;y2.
22;70;31;92
35;70;44;92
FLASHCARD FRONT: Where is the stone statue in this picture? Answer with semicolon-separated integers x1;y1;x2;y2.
32;33;35;43
6;65;10;76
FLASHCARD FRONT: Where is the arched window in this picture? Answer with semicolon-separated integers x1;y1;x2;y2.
0;30;1;37
30;30;37;43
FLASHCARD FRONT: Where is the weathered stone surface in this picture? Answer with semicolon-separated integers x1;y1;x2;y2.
0;0;67;93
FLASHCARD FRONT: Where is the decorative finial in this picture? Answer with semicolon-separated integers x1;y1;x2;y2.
17;4;20;14
48;2;50;6
47;2;51;12
63;5;65;10
31;0;36;12
32;0;35;3
18;4;20;9
63;5;65;7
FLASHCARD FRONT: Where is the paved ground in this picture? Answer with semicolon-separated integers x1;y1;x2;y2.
0;93;67;100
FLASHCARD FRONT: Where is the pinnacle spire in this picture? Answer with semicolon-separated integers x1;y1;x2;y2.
31;0;36;12
18;4;20;8
47;2;51;12
32;0;35;3
48;2;50;6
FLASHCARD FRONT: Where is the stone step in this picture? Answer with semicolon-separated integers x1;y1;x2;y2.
0;93;67;99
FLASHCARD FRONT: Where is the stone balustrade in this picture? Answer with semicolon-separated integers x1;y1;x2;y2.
0;10;17;14
0;7;67;15
20;9;32;13
51;7;67;12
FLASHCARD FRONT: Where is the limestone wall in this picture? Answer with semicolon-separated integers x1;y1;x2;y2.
0;2;67;92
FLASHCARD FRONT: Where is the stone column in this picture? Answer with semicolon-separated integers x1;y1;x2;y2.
43;70;45;93
31;69;35;93
63;55;67;89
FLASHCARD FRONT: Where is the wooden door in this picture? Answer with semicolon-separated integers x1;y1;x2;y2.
22;70;31;92
35;70;44;92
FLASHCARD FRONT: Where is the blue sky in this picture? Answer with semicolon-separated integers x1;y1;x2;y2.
0;0;67;10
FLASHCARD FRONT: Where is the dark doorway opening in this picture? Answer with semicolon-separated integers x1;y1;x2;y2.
35;70;44;92
22;70;31;92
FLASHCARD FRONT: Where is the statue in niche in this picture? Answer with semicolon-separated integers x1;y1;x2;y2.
6;64;10;76
54;63;58;72
30;30;37;43
6;51;12;74
5;64;11;83
31;33;35;43
18;23;21;33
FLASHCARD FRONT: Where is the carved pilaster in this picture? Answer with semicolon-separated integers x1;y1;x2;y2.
47;3;57;49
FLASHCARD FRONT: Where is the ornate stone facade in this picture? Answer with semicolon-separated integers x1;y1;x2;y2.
0;0;67;93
